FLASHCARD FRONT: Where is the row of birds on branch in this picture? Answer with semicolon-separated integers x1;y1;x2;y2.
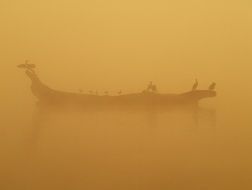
82;79;216;96
192;79;216;91
79;90;123;96
81;82;157;95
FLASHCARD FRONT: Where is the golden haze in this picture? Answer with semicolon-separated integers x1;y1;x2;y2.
0;0;252;189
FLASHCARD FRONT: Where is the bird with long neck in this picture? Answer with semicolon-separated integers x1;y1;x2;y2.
191;79;198;91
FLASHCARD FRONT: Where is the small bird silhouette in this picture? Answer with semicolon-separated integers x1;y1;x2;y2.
118;90;122;95
17;60;36;70
192;79;198;91
104;91;109;95
79;89;83;93
208;82;216;91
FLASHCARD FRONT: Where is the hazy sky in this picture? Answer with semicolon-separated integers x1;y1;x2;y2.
0;0;251;115
0;1;252;189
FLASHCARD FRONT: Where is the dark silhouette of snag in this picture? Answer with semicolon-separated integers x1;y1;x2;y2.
17;60;36;70
22;68;216;112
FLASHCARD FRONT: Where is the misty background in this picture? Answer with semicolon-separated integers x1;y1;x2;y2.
0;0;252;189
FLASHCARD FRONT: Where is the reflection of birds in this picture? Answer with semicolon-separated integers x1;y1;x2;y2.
192;79;198;91
17;60;36;70
208;82;216;90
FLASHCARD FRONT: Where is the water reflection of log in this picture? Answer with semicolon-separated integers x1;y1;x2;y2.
197;107;216;128
29;105;49;153
192;107;216;134
28;106;216;157
147;110;158;128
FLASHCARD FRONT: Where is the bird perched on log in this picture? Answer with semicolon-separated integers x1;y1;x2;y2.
192;79;198;91
208;82;216;91
17;60;36;70
147;81;157;93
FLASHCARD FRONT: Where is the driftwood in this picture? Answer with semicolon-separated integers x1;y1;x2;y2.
25;69;216;112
